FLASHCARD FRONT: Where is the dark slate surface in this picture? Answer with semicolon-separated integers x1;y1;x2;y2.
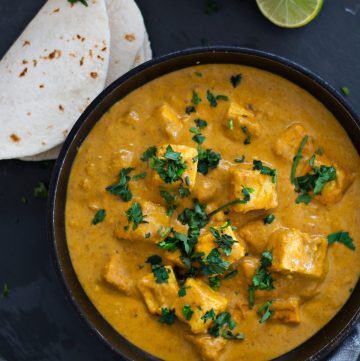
0;1;359;360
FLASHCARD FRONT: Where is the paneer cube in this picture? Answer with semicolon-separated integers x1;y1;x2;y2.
273;123;314;161
270;298;301;324
223;102;262;140
123;110;140;125
269;229;328;278
137;266;179;315
196;223;246;265
114;199;170;243
103;252;133;294
152;144;198;189
154;104;183;140
239;219;280;254
306;154;352;205
192;174;220;202
173;278;228;334
186;334;227;361
230;164;278;213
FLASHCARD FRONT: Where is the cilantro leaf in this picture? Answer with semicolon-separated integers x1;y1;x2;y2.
141;146;157;161
132;172;147;181
178;184;191;198
192;133;206;144
206;90;229;107
208;312;236;337
33;182;48;199
91;209;106;225
253;160;277;183
210;226;237;256
197;147;222;175
195;118;208;129
290;135;308;183
145;256;170;284
327;231;355;250
201;249;230;276
159;307;176;325
264;214;275;225
160;190;178;216
209;275;221;291
151;145;187;184
201;309;216;323
192;90;202;105
178;285;190;297
182;305;194;320
125;201;148;230
106;167;133;201
224;269;238;280
230;74;242;88
241;126;251;145
185;106;196;115
257;300;274;323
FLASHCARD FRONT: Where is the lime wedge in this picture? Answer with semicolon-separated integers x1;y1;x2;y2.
256;0;324;28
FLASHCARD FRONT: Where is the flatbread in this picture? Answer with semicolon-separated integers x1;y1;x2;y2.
105;0;146;86
0;0;110;160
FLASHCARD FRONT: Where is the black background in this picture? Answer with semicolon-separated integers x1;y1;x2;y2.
0;1;359;360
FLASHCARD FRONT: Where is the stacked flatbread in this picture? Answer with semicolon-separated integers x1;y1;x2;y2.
0;0;152;161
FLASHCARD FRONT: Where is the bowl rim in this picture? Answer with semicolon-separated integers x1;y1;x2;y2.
47;46;360;361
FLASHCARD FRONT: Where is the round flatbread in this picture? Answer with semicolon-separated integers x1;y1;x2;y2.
0;0;110;160
105;0;146;86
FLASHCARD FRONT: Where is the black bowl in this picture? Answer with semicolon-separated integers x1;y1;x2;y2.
48;46;360;361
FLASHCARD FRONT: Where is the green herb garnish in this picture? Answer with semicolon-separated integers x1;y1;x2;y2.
106;167;133;201
151;145;187;184
92;209;106;225
178;285;191;297
195;118;208;129
290;135;308;183
206;90;229;107
192;90;202;105
159;307;176;325
186;106;196;115
209;275;221;291
141;146;157;161
132;172;147;181
230;74;242;88
146;255;170;284
264;214;275;225
224;269;238;280
192;133;206;144
241;126;251;145
210;226;237;256
341;86;350;96
201;249;231;276
178;184;191;198
208;312;240;339
194;71;203;77
253;160;277;183
33;182;48;199
160;190;178;216
228;119;234;130
201;309;216;323
125;201;148;230
257;300;274;323
197;147;221;175
182;305;194;320
327;231;355;250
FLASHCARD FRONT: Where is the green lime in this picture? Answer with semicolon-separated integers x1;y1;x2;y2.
256;0;324;28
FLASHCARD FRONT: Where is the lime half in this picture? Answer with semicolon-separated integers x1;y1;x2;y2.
256;0;324;28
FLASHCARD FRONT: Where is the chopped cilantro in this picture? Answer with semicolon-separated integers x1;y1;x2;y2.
157;225;171;238
182;305;194;320
257;300;274;323
264;214;275;225
209;275;221;291
178;285;190;297
197;147;222;175
290;135;308;183
178;199;209;234
234;155;245;163
125;201;147;230
106;167;133;201
192;90;202;105
192;133;206;144
207;198;247;218
341;86;350;96
206;90;229;107
158;229;192;254
194;71;203;77
2;283;9;298
68;0;88;6
144;233;151;239
253;160;277;183
248;250;275;308
201;249;231;276
146;255;169;284
222;330;245;340
159;307;176;325
208;312;237;338
160;190;178;216
327;231;355;250
195;118;208;129
295;193;312;205
33;182;48;199
241;126;251;145
91;209;106;225
151;145;187;184
178;184;191;198
230;74;242;88
185;106;196;115
132;172;147;181
201;309;216;323
228;119;234;130
210;226;237;256
141;146;157;161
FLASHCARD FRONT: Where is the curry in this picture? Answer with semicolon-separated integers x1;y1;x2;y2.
66;64;360;361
